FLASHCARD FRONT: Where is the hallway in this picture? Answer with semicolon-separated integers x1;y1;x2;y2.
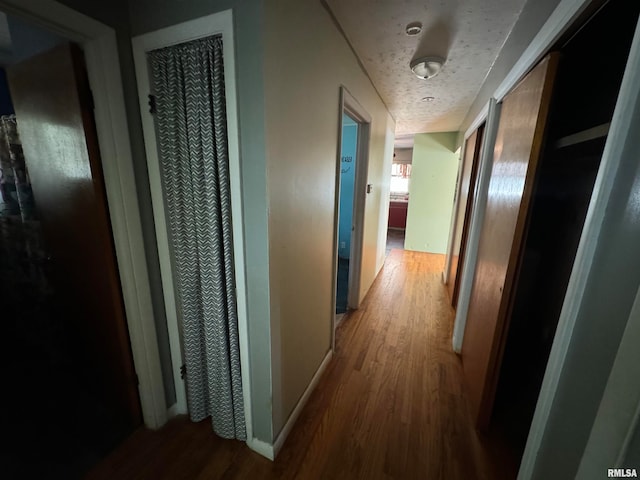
89;250;515;479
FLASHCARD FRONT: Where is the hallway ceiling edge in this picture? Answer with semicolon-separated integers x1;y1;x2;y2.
324;0;527;135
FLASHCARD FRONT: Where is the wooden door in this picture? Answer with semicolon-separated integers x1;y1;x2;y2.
461;53;559;429
447;125;483;307
7;44;142;425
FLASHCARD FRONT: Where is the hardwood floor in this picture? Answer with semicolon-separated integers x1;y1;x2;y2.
385;228;405;256
87;250;516;479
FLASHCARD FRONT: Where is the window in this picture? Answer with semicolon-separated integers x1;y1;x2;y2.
390;163;411;194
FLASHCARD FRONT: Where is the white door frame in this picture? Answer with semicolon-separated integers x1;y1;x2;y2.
131;10;253;442
442;139;468;286
331;86;371;349
0;0;168;428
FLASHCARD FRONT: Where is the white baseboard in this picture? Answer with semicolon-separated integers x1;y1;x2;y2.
162;350;334;461
244;349;334;461
272;349;334;458
167;401;187;419
246;437;275;460
167;400;275;459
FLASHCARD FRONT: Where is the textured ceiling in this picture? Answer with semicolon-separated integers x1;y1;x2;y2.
325;0;527;135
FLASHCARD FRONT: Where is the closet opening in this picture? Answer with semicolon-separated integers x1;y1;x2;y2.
490;0;640;466
0;16;140;478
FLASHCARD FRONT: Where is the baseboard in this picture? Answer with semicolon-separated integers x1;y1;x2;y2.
246;437;275;460
167;401;187;418
167;401;275;460
272;349;334;458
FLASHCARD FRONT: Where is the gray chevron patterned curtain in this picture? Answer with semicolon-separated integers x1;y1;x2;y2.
148;35;246;440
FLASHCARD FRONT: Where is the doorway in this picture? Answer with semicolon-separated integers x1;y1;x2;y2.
0;18;141;478
336;113;358;315
1;0;175;437
332;87;371;343
132;11;251;442
386;147;411;256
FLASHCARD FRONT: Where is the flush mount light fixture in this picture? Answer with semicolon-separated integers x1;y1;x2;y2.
421;96;435;102
410;56;445;79
405;22;423;36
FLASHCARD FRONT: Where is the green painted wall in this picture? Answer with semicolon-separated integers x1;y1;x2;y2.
404;132;460;254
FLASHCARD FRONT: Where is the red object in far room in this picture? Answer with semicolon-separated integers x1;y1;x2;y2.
388;201;408;229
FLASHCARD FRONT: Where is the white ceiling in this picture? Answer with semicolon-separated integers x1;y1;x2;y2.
325;0;527;136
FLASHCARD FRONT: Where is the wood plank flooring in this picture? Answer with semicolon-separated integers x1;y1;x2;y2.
87;250;516;479
385;229;405;256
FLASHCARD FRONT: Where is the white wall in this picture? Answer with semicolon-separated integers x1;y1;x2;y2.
577;287;640;478
404;132;459;254
264;0;395;436
393;148;413;164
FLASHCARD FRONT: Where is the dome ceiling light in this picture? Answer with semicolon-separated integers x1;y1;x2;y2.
405;22;423;36
410;56;445;80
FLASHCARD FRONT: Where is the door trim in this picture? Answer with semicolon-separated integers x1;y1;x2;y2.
0;0;168;428
442;142;466;286
448;126;483;308
131;10;253;445
331;86;371;350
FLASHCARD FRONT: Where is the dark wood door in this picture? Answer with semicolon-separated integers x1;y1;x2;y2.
447;125;483;307
461;53;559;429
7;44;142;426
